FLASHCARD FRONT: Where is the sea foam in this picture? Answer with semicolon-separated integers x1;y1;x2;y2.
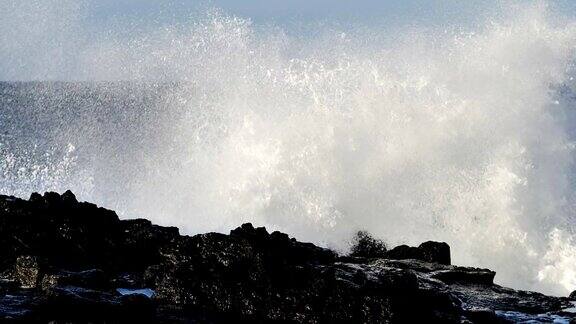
1;1;576;296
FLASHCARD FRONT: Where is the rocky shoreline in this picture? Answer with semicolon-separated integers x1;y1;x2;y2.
0;191;574;323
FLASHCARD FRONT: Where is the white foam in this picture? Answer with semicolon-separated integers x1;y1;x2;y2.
116;288;154;298
2;2;576;296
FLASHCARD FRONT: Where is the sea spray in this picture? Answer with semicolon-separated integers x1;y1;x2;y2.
1;2;576;296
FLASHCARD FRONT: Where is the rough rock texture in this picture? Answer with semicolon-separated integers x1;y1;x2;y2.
385;241;451;265
0;191;573;323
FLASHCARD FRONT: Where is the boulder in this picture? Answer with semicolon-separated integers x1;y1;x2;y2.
419;241;451;265
385;241;450;265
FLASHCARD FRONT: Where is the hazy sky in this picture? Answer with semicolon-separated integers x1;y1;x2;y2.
91;0;488;19
87;0;498;27
2;0;576;80
86;0;576;25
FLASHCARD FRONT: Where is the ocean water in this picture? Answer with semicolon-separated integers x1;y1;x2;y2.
2;1;576;296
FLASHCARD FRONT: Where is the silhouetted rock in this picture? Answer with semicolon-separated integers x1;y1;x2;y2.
386;244;422;261
230;222;337;265
0;191;573;323
385;241;451;265
419;241;451;265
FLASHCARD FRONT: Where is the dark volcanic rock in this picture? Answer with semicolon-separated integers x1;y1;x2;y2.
463;308;502;324
0;191;572;323
40;269;110;291
14;256;42;289
386;241;451;265
230;222;337;265
0;191;121;272
431;267;496;285
419;241;451;265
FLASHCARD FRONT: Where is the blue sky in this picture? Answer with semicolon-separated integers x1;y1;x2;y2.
86;0;576;25
91;0;488;19
2;0;576;80
88;0;496;27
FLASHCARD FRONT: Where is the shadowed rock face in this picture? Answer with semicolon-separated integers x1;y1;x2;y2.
0;191;572;323
385;242;451;265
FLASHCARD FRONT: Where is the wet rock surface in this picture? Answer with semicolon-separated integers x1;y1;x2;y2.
0;191;573;323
